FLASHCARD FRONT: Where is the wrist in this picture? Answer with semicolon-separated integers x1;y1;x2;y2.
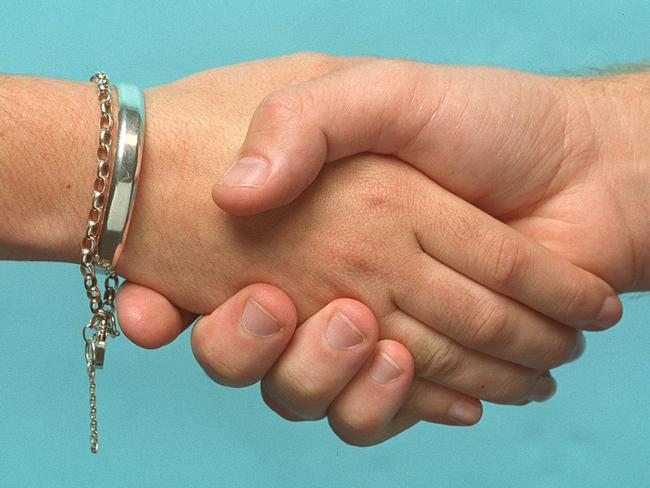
572;73;650;289
0;75;99;262
112;83;238;304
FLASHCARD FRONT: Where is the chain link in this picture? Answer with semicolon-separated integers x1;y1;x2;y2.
87;364;98;453
80;72;121;454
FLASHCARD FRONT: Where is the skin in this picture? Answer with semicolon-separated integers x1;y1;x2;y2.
123;56;650;445
1;59;476;445
110;56;632;438
211;59;650;291
0;54;634;446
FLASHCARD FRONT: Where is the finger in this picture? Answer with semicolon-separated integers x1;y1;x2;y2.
330;351;484;446
116;281;197;349
400;378;483;427
395;252;585;370
331;377;486;446
260;387;303;422
261;298;379;421
191;284;297;387
409;181;621;330
326;340;414;446
327;339;481;446
369;379;484;445
381;310;557;405
264;342;484;444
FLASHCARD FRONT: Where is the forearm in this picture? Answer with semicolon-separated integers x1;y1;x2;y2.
0;74;98;262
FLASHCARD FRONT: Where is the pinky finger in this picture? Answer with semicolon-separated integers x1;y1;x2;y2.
384;380;484;444
328;343;484;446
397;378;483;427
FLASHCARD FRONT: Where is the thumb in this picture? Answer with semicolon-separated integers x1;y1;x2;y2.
116;281;298;388
116;281;197;349
212;59;566;215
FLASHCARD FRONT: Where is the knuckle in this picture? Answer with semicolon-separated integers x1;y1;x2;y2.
317;168;408;291
328;183;392;275
332;237;380;278
544;330;579;368
349;166;409;222
489;373;536;404
260;384;302;422
464;297;511;351
369;58;413;77
329;412;384;447
559;278;595;322
199;349;256;387
257;87;313;124
482;234;529;288
287;51;341;75
191;328;248;386
358;173;397;210
417;339;461;382
258;90;305;121
267;368;329;420
515;320;581;370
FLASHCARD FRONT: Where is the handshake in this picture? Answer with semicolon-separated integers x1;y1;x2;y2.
4;53;649;447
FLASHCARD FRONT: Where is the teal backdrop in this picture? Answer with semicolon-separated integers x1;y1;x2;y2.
0;1;648;487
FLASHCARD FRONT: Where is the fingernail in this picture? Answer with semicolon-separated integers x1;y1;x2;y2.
448;399;482;425
369;352;402;384
240;299;281;337
589;295;622;330
221;156;270;188
528;374;557;402
568;332;586;363
325;312;363;350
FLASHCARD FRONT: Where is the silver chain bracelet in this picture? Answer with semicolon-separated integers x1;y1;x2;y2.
80;72;144;453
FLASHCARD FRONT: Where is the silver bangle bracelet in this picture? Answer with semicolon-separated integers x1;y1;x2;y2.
97;83;145;269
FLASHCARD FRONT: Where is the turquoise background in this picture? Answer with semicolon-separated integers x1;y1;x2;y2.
0;1;648;486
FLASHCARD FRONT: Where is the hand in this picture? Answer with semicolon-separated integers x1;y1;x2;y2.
118;282;484;446
0;55;628;446
211;57;650;293
113;54;618;441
